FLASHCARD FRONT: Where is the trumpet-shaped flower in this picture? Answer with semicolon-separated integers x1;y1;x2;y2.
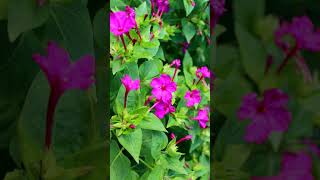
193;108;209;128
151;74;177;103
32;41;95;149
154;101;175;119
237;89;291;144
185;90;201;107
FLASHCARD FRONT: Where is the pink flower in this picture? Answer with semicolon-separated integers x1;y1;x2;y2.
154;101;175;119
252;152;314;180
182;42;189;53
196;66;210;79
156;0;170;14
211;0;225;31
150;74;177;103
193;108;209;128
176;135;192;145
237;89;291;144
121;75;140;108
121;75;140;91
110;11;135;36
170;59;181;68
185;90;201;107
170;133;176;139
275;16;320;52
32;41;95;149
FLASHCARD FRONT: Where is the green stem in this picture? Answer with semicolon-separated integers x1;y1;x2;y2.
111;147;124;167
139;158;153;170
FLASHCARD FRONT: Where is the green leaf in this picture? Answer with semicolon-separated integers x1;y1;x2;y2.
118;128;143;163
110;140;133;180
182;19;196;43
135;2;147;18
48;3;94;59
235;23;267;84
269;132;283;152
183;51;194;88
151;132;168;160
166;157;187;174
139;60;163;81
0;0;8;20
183;0;195;16
223;144;251;169
147;165;165;180
93;7;108;49
132;40;160;60
139;113;168;132
8;0;49;41
233;0;265;31
4;170;25;180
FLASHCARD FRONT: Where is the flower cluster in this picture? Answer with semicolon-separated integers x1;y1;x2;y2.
110;6;141;51
211;0;225;32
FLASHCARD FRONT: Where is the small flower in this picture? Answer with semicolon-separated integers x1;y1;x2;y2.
176;135;192;145
275;16;320;52
121;75;140;92
32;41;95;149
170;59;181;68
170;133;176;139
150;74;177;103
185;90;201;107
252;152;314;180
156;0;170;14
193;108;209;128
196;66;211;79
129;124;136;129
110;11;135;36
211;0;225;31
154;101;175;119
182;42;189;54
237;89;291;144
121;75;140;108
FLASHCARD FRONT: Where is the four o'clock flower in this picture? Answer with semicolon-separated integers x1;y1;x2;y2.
32;41;95;150
185;90;201;107
211;0;225;33
154;101;175;119
176;134;193;145
193;108;209;128
170;59;181;81
195;66;210;85
125;6;142;41
121;75;140;108
237;88;291;144
275;16;320;78
150;74;177;103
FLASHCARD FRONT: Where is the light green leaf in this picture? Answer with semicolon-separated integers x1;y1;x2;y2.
118;128;143;163
139;60;163;80
182;19;196;43
183;0;195;16
151;132;168;160
139;113;167;132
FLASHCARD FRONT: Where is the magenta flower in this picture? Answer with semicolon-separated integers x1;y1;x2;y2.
195;66;210;85
170;59;181;68
193;108;209;128
125;6;142;41
156;0;170;16
176;135;192;145
185;90;201;107
237;89;291;144
196;66;210;78
154;101;175;119
110;11;135;36
275;16;320;75
182;42;190;54
252;152;314;180
211;0;225;32
170;59;181;81
150;74;177;103
32;41;95;149
121;75;140;108
170;133;176;139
